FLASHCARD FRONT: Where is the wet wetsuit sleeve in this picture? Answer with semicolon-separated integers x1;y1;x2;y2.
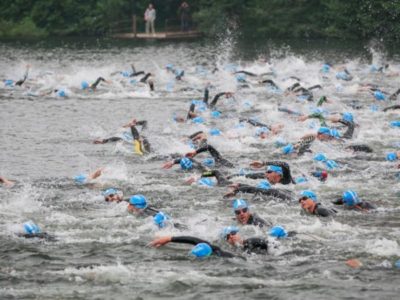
239;118;271;129
243;173;265;179
140;73;151;83
15;68;29;86
332;198;344;205
249;214;271;227
91;77;106;89
102;137;123;143
210;92;226;108
383;105;400;112
189;131;204;139
307;84;322;90
236;185;293;201
130;71;145;77
338;119;355;139
196;145;221;160
201;170;231;186
203;88;209;105
359;201;376;210
261;79;279;89
243;238;268;253
297;136;316;155
234;70;257;77
287;82;301;92
130;126;140;140
136;120;147;129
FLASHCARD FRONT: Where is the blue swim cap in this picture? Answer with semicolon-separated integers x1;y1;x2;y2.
209;128;221;136
269;225;288;238
370;65;378;72
374;91;386;101
202;157;215;167
282;143;294;154
329;128;341;139
314;153;327;162
266;165;283;175
255;127;269;137
102;188;118;197
257;180;271;190
190;243;213;258
198;178;215;187
342;112;354;123
235;73;246;82
57;89;66;97
321;64;330;73
390;121;400;127
153;212;168;228
4;79;14;86
211;111;221;118
318;127;330;135
233;199;248;210
121;71;130;77
221;226;240;239
342;190;360;206
130;79;137;85
74;174;88;184
192;116;204;124
175;70;184;78
166;64;174;70
23;221;41;235
81;81;89;90
325;159;339;170
129;194;148;209
386;152;398;161
180;157;193;170
300;190;317;201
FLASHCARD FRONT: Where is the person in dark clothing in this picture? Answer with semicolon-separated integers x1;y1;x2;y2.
162;157;207;172
81;77;110;91
179;2;191;31
232;199;271;228
93;119;151;154
18;221;57;242
224;183;293;201
332;190;376;211
203;90;234;109
149;235;236;258
383;104;400;112
298;190;336;217
185;144;234;168
3;64;30;87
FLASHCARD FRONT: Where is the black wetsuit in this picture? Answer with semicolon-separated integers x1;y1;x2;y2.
18;232;57;241
90;77;106;89
15;68;29;87
131;205;186;229
239;118;271;130
234;70;258;77
389;89;400;101
194;145;234;168
173;158;207;171
169;236;236;258
209;92;228;109
231;184;293;201
332;199;376;210
186;103;196;120
140;73;151;83
245;213;271;228
98;121;151;153
305;203;337;217
242;237;269;254
383;104;400;112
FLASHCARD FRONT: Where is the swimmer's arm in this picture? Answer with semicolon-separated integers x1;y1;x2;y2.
209;92;226;108
383;105;400;112
88;168;103;180
0;176;15;187
332;198;344;205
203;87;209;104
15;65;30;86
93;137;123;144
234;70;258;77
186;103;196;120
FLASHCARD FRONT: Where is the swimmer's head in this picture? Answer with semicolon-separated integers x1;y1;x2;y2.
342;190;360;206
374;91;386;101
23;221;41;235
102;188;123;202
299;190;317;202
257;179;271;190
73;174;88;184
180;157;193;170
81;81;89;90
221;226;240;240
190;243;213;258
202;157;215;167
269;225;288;238
209;128;221;136
166;64;174;70
282;143;294;154
314;153;327;162
129;194;148;209
255;127;269;139
153;212;168;228
386;152;398;161
233;199;250;224
265;165;283;184
342;112;354;123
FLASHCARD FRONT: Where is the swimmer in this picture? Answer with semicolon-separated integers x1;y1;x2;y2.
73;168;104;185
232;199;271;228
224;182;293;201
17;221;57;241
3;64;30;87
220;226;269;254
150;235;236;258
93;119;151;154
81;77;111;91
298;190;336;217
185;144;234;168
239;118;284;136
247;161;295;185
162;157;207;172
332;190;376;211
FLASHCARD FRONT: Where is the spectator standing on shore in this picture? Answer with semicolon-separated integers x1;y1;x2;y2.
144;4;156;35
179;2;190;32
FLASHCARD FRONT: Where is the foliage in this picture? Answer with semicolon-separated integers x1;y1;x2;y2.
0;0;399;41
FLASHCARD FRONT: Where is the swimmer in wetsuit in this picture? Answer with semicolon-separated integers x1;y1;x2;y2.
332;190;376;211
246;161;295;185
93;119;151;154
18;221;57;242
223;181;293;201
298;190;336;217
185;144;234;168
232;199;271;228
3;64;30;87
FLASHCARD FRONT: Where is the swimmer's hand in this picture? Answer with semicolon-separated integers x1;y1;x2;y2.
185;151;196;158
122;119;137;128
185;176;198;185
297;115;308;122
0;176;15;187
149;236;172;248
250;161;264;169
88;168;104;180
93;139;106;144
162;161;174;169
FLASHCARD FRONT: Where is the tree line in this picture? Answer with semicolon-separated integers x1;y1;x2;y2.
1;0;399;41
